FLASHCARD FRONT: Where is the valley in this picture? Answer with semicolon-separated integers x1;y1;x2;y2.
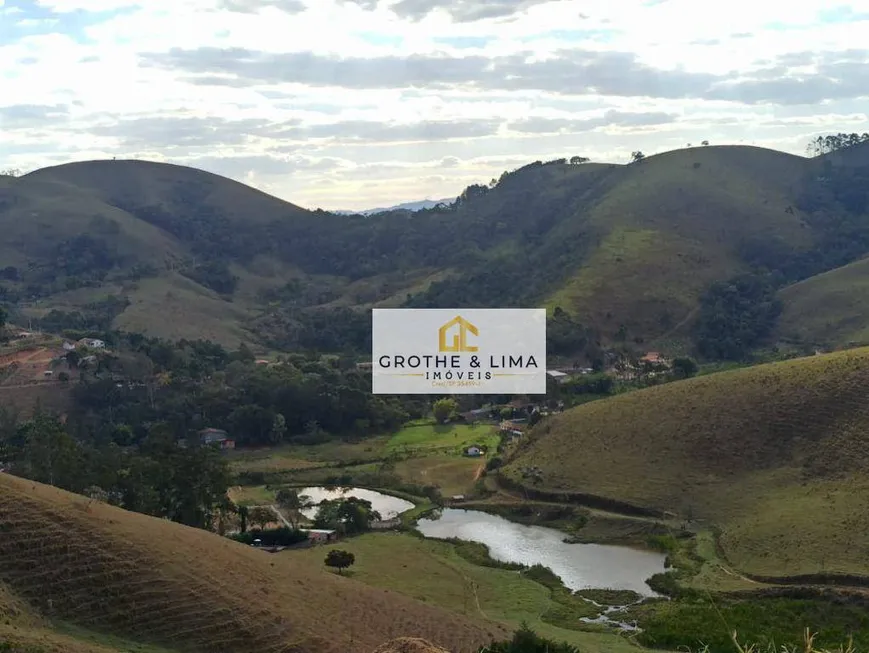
2;136;869;653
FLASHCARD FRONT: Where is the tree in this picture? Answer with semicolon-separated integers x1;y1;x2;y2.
83;485;109;504
275;487;311;528
806;132;869;156
249;506;274;530
314;497;381;534
569;156;590;164
484;623;580;652
631;151;645;163
238;505;249;533
701;140;710;146
269;413;287;443
324;549;355;575
0;305;6;331
672;357;698;379
432;397;457;424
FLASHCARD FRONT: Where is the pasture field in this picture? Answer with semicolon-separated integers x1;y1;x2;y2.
230;422;499;499
284;531;643;653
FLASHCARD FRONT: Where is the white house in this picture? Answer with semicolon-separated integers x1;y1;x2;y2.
546;370;570;384
465;445;483;457
78;338;106;349
62;341;76;351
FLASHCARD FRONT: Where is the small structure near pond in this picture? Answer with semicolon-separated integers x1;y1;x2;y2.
464;445;484;457
302;528;338;544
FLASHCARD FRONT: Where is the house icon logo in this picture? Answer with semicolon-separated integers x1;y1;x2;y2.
438;315;479;353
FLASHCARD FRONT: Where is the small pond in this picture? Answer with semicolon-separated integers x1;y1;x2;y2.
416;508;666;596
299;486;415;520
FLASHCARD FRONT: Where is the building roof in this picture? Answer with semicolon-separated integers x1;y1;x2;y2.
546;370;568;377
302;529;336;535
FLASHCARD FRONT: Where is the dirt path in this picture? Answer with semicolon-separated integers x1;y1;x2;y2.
422;550;487;619
472;463;485;482
268;505;292;529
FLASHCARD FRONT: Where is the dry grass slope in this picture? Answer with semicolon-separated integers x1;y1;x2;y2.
371;639;451;653
0;474;509;653
504;348;869;577
777;256;869;348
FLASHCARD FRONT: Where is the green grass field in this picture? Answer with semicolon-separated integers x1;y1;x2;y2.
231;423;498;498
284;532;642;653
386;423;499;455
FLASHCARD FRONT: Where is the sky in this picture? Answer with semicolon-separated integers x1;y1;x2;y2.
1;0;869;210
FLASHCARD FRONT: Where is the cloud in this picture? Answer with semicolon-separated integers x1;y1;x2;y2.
86;114;302;149
385;0;569;22
282;118;502;142
213;0;306;13
5;0;869;209
140;47;721;99
712;49;869;105
139;46;869;107
508;110;678;134
183;153;344;179
0;103;69;128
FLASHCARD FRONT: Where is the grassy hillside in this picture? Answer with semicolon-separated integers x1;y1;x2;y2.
2;144;866;351
503;347;869;577
545;146;812;339
777;256;869;348
0;473;508;653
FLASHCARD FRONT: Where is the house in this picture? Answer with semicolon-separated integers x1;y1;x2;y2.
499;420;525;437
255;359;270;366
464;445;484;457
356;361;373;370
640;351;667;365
198;428;236;450
62;341;76;351
78;338;106;349
546;370;570;384
302;528;338;543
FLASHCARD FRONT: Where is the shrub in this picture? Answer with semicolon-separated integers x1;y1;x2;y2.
230;527;307;547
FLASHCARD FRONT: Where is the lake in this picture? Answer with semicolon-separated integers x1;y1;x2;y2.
299;486;415;520
416;508;666;595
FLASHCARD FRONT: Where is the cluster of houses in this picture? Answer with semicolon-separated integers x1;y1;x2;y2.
62;338;106;351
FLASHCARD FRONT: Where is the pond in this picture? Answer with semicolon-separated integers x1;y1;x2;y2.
416;508;666;596
299;486;415;520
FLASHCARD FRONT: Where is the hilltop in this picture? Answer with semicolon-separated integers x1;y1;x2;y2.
1;141;867;354
0;473;509;653
502;347;869;578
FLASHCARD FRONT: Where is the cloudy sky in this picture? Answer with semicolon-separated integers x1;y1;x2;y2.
2;0;869;210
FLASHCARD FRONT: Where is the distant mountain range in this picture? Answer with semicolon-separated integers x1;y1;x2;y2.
3;141;869;352
329;198;456;216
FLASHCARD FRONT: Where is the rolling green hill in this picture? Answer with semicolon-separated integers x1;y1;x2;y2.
1;142;867;353
502;347;869;578
0;473;508;653
776;255;869;349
